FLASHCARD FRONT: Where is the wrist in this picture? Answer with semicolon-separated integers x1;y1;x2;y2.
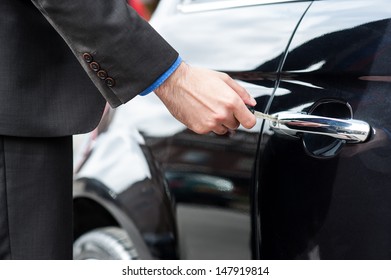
155;61;188;98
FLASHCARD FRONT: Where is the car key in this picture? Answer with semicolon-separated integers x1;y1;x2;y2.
247;106;278;123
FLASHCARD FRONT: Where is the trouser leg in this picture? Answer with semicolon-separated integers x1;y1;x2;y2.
0;135;73;259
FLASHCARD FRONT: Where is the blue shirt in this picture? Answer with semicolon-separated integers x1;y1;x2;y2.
139;56;182;96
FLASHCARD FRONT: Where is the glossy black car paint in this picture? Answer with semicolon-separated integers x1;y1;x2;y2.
256;0;391;259
73;0;391;259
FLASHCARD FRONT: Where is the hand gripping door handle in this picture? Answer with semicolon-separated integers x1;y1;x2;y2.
269;112;371;143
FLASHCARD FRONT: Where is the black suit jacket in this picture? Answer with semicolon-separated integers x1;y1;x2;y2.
0;0;178;137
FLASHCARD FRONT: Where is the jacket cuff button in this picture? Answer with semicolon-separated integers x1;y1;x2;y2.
97;70;108;80
82;53;93;63
105;77;115;87
89;62;100;72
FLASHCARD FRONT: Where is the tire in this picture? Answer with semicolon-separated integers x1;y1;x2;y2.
73;227;139;260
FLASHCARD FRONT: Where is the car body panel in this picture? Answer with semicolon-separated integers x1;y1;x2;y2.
258;0;391;259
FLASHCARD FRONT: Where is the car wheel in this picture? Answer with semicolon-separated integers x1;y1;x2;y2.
73;226;139;260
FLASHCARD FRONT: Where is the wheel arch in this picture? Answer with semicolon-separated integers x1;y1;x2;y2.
73;179;154;259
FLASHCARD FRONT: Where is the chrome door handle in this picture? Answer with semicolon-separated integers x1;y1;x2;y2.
270;112;371;143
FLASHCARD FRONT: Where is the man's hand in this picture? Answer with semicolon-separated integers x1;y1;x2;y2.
154;62;257;135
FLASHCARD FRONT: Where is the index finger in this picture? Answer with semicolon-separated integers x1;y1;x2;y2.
220;73;257;106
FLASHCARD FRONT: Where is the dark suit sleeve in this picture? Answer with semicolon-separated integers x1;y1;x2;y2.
30;0;179;107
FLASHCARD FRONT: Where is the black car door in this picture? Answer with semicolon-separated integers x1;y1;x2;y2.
257;0;391;259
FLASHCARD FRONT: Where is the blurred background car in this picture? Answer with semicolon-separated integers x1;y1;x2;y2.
72;0;391;260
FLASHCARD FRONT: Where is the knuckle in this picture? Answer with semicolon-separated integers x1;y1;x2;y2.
214;113;225;123
224;99;236;111
193;125;209;134
220;72;230;81
202;120;219;134
191;127;207;134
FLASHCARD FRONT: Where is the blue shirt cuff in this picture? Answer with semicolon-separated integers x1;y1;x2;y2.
139;56;182;96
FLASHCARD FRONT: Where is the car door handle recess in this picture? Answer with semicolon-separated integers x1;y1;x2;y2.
270;112;371;143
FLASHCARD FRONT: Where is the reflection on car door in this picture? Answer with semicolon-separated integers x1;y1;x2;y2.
257;0;391;259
